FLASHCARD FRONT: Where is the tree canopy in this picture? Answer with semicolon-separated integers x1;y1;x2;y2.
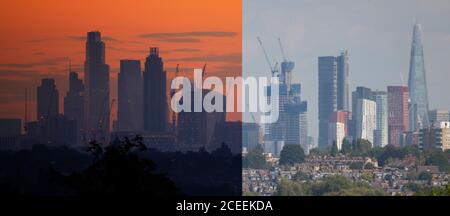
279;145;305;166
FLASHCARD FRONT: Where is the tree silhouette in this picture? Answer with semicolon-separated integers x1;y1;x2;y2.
50;135;180;196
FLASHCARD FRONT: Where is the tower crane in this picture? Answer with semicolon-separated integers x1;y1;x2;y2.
278;37;288;62
257;37;278;77
171;64;180;131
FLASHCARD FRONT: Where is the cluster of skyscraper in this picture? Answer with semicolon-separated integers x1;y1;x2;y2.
10;31;241;153
318;23;449;151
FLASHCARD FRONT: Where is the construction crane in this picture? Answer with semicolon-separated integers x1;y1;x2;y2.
257;36;278;77
278;37;287;62
95;91;113;143
202;63;207;78
171;64;180;131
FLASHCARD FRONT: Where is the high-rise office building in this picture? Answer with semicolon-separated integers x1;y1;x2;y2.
178;89;226;151
328;111;348;150
337;50;349;111
388;86;409;147
351;87;373;138
318;56;337;148
84;31;110;139
64;71;84;143
428;109;450;126
408;22;430;130
143;47;167;132
265;62;308;152
355;98;376;145
373;91;388;147
419;121;450;151
37;78;59;120
0;119;21;150
118;60;143;132
318;52;349;148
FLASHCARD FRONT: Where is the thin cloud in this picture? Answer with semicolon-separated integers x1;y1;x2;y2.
166;53;241;63
24;38;52;43
156;38;201;43
138;31;237;38
66;35;121;42
0;57;69;68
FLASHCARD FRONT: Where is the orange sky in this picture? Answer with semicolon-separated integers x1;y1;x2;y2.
0;0;242;123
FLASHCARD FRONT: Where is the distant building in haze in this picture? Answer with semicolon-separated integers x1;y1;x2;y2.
177;89;226;151
355;98;376;145
37;78;59;121
143;47;167;133
64;71;84;144
419;121;450;151
118;60;143;132
318;51;349;149
0;119;21;150
84;31;110;140
388;86;409;147
328;111;348;150
318;56;337;148
428;109;450;126
408;22;430;131
373;91;388;147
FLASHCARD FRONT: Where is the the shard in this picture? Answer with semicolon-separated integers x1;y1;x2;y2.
408;22;430;130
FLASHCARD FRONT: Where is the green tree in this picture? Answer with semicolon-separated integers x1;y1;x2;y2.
243;145;268;169
279;145;305;166
425;149;450;172
418;171;432;181
276;179;310;196
349;162;364;170
353;139;372;156
330;141;339;156
341;138;352;154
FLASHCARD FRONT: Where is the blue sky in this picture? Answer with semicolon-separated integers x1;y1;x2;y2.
243;0;450;142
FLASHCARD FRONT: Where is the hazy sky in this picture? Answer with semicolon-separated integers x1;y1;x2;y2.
244;0;450;141
0;0;241;122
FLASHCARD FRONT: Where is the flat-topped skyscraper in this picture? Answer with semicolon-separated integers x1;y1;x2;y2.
118;60;143;132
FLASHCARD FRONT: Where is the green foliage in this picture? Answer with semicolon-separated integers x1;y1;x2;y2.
418;171;432;181
412;184;450;196
51;136;181;196
341;138;352;154
349;162;364;170
276;178;310;196
243;145;268;169
363;163;375;170
330;141;339;157
424;149;450;172
309;147;327;156
277;175;386;196
279;145;305;166
293;172;311;181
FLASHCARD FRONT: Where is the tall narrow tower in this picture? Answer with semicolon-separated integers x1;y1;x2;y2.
143;47;167;132
84;31;110;140
408;22;430;130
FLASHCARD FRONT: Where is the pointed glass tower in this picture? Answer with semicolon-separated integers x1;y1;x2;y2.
408;22;430;130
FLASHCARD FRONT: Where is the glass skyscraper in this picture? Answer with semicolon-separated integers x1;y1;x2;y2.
408;22;430;130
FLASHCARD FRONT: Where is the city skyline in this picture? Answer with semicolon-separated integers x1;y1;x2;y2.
0;0;242;122
244;0;450;141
